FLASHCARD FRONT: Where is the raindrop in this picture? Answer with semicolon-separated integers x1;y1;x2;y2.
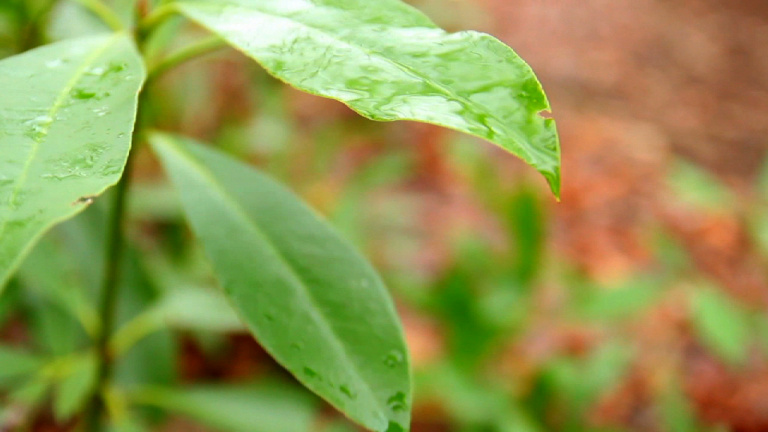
23;115;53;141
93;107;110;117
71;88;97;100
304;367;319;379
387;392;407;412
340;385;357;400
383;350;403;368
87;66;106;76
45;59;64;69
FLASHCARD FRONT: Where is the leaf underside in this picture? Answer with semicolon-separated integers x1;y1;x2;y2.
151;133;411;432
0;34;146;289
174;0;561;196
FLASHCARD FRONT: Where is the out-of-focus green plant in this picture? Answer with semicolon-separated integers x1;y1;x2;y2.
0;0;560;430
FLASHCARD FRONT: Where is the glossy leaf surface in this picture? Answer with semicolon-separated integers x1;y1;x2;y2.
174;0;560;195
151;134;411;432
0;34;145;289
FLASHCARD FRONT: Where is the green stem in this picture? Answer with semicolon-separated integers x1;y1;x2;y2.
138;3;178;36
71;0;124;32
147;36;227;83
82;145;136;432
18;0;58;51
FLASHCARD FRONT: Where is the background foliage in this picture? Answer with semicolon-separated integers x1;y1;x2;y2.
1;0;767;431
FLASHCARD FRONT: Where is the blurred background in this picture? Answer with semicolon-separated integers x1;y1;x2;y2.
2;0;768;431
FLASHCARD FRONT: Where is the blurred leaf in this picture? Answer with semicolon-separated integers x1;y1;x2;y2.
53;352;98;421
536;344;632;430
112;246;177;389
659;380;698;432
25;297;83;356
0;34;145;289
8;377;50;407
417;364;504;424
48;1;111;39
434;266;496;369
506;188;545;285
173;0;561;195
0;277;20;327
667;160;733;211
134;382;319;432
159;286;244;333
691;286;751;366
151;133;411;432
0;345;44;382
576;277;664;323
18;229;98;335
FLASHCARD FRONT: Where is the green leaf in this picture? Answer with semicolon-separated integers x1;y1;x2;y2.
0;345;44;382
172;0;560;196
134;382;319;432
158;286;244;333
53;352;98;421
151;133;411;432
0;34;145;289
691;286;751;366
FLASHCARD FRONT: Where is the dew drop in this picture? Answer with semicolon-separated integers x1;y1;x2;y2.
340;385;357;400
24;115;53;141
71;88;97;100
93;107;110;117
45;59;64;69
304;367;319;379
387;392;407;412
87;66;106;76
384;350;404;368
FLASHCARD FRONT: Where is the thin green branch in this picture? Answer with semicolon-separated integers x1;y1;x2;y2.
70;0;124;32
82;147;136;432
147;36;227;82
138;3;179;36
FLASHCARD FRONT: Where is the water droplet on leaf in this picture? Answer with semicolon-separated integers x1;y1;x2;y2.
384;350;404;367
387;392;407;412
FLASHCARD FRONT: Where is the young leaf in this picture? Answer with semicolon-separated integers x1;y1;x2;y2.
151;133;411;432
172;0;560;196
0;34;145;290
691;286;751;366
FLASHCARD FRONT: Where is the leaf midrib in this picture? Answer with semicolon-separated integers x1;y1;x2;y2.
0;35;123;240
159;137;390;427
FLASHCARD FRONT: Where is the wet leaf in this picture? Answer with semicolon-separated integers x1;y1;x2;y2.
151;133;411;432
0;34;146;290
173;0;560;196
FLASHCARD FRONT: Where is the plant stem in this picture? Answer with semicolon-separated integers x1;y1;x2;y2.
71;0;124;32
82;146;136;432
138;3;178;36
147;36;227;83
17;0;58;51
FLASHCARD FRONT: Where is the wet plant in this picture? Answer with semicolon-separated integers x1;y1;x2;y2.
0;0;559;430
